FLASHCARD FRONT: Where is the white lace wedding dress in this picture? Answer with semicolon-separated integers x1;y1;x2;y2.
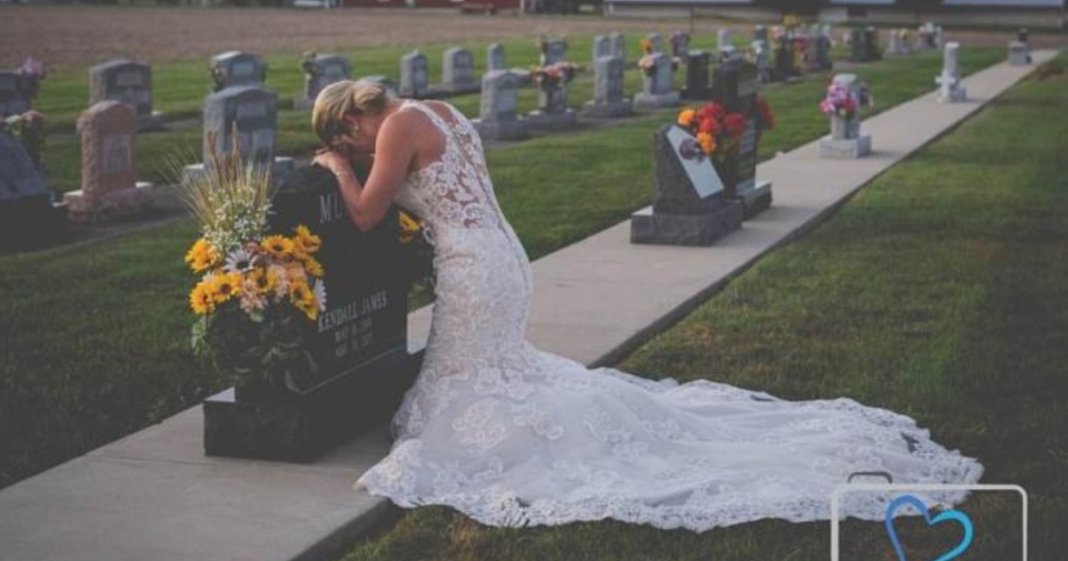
354;99;984;532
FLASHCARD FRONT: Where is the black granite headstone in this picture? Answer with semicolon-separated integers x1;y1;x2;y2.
203;165;422;461
631;124;744;246
864;27;882;61
0;130;67;252
710;62;772;217
681;51;714;100
850;28;867;63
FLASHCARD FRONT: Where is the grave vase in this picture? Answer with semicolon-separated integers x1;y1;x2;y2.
830;114;859;140
710;152;740;199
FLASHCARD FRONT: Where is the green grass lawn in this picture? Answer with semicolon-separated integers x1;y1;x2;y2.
0;43;1003;490
332;59;1068;561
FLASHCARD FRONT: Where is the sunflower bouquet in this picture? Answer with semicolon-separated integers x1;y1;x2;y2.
177;134;327;397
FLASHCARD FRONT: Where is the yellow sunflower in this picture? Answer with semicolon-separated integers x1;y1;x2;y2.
261;235;295;260
184;238;219;273
288;279;319;320
189;280;216;315
302;255;325;278
399;211;422;244
210;272;243;304
293;225;321;255
247;267;277;296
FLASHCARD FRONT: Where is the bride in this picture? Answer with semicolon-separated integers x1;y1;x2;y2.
310;79;983;532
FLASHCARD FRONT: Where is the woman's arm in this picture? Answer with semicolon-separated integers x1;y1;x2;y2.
317;112;418;232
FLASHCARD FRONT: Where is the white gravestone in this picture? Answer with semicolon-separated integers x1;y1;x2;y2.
296;53;351;111
819;74;872;159
936;42;967;103
399;51;429;98
441;47;478;94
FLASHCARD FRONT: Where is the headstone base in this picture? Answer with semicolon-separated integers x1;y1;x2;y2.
203;348;422;462
526;108;577;130
63;181;154;223
472;117;530;140
0;194;69;253
819;134;872;159
182;157;297;188
632;91;681;110
137;111;167;133
629;203;743;246
937;85;968;103
737;180;773;219
581;99;633;118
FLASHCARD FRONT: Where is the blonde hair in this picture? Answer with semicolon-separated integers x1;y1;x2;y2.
311;79;392;144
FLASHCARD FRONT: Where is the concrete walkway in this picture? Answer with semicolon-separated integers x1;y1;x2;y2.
0;50;1056;561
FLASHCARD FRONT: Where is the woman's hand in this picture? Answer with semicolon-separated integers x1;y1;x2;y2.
312;148;356;181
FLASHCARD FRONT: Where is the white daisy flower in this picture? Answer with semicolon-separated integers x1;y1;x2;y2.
312;279;328;311
223;248;254;274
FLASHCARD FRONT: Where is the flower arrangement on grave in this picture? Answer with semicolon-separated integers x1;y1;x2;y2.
176;134;327;396
2;110;46;172
783;14;802;31
531;62;578;91
399;209;436;288
819;80;873;119
675;102;748;162
300;49;319;77
640;37;654;55
755;95;776;132
14;57;46;100
669;31;690;57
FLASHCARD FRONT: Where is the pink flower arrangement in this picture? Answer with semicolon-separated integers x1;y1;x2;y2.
819;80;872;118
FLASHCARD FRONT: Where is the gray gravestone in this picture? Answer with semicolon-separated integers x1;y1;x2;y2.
211;51;267;92
399;51;429;98
819;73;872;158
717;29;733;54
527;76;576;130
296;53;351;111
472;70;528;141
183;85;294;187
593;35;612;64
88;59;164;131
64;101;151;222
487;43;506;71
441;47;478;94
583;55;631;118
936;42;967;103
633;53;680;110
752;40;772;83
540;38;568;66
0;72;31;118
645;33;664;54
1008;40;1031;66
609;33;626;64
630;123;743;246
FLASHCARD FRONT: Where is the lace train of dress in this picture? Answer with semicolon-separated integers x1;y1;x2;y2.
354;100;984;532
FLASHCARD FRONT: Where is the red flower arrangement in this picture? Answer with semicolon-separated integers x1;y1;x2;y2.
755;95;776;131
531;62;578;91
676;101;748;160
